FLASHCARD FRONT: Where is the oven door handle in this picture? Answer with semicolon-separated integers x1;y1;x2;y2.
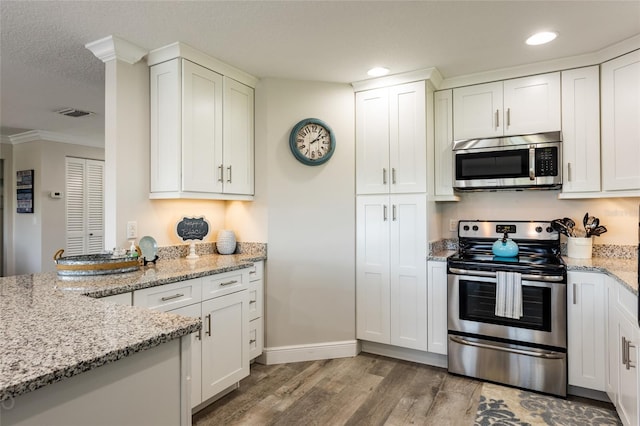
448;267;564;282
449;335;565;359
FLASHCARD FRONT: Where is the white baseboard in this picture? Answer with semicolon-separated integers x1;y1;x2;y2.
257;340;360;365
360;341;448;369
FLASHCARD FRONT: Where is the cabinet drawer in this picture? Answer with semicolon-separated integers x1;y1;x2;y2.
248;281;263;321
133;279;202;312
201;269;249;300
248;261;264;282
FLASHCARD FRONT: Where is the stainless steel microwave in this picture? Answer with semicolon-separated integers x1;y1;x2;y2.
453;131;562;191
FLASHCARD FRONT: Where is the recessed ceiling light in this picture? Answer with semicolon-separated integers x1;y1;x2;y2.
367;67;390;77
526;31;558;46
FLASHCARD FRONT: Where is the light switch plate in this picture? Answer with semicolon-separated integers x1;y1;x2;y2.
126;221;137;239
449;219;458;232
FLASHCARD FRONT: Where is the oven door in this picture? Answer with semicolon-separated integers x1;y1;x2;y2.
448;272;566;349
453;143;560;190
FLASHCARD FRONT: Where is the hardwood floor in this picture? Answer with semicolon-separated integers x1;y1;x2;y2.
192;353;483;426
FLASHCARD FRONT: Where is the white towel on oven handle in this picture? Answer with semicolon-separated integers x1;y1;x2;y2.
495;271;523;319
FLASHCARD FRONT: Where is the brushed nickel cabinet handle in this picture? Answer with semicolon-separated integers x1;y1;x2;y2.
218;165;224;182
382;168;387;185
249;339;257;344
622;336;628;365
627;342;636;369
227;165;232;183
220;280;238;286
197;328;202;341
391;168;396;184
206;314;212;337
495;109;499;128
161;293;184;302
383;205;388;221
507;108;511;126
567;163;572;182
572;284;577;305
392;204;397;221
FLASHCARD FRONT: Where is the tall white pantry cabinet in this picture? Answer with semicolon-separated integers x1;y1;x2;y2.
355;80;429;351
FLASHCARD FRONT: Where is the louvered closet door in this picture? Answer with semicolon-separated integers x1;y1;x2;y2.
65;158;105;256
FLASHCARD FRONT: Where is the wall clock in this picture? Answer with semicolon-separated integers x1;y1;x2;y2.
289;118;336;166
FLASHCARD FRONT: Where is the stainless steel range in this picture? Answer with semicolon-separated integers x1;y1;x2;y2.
447;220;567;397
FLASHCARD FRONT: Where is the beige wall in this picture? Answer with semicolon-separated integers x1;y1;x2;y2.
10;140;104;274
439;191;640;245
252;78;357;348
1;142;14;276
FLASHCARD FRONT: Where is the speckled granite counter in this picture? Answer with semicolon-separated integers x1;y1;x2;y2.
565;256;638;295
0;252;265;402
428;250;456;262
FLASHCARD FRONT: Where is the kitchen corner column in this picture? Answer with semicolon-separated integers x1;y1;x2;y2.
85;36;148;250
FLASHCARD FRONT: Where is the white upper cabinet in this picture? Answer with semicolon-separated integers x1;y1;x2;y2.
453;72;561;140
453;81;503;140
356;81;427;194
601;49;640;192
149;47;255;200
561;66;601;194
433;89;458;200
222;77;255;195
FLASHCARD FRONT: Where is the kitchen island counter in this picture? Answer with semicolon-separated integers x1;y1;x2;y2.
0;252;265;403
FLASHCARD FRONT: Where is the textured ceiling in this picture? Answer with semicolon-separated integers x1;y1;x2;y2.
1;1;639;146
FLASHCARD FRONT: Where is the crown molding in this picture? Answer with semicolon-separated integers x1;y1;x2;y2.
147;41;258;88
85;35;147;64
6;130;103;148
439;33;640;90
351;67;443;92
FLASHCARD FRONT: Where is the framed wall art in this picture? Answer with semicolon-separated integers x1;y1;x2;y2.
17;169;34;213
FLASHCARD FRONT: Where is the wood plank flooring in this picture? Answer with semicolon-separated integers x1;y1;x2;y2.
192;353;483;426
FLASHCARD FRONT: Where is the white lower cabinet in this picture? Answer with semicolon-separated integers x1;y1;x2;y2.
134;268;252;410
356;193;427;350
200;290;250;401
567;271;606;390
427;260;448;355
247;261;264;360
606;276;639;426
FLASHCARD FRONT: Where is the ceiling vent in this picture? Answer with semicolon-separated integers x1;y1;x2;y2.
56;108;95;118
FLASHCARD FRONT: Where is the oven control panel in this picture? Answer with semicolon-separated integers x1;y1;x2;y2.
458;220;559;240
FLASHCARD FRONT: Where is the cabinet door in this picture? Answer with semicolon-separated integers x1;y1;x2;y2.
503;72;561;136
453;81;503;140
223;77;254;195
617;312;639;426
601;50;640;191
201;290;249;402
389;81;426;193
567;271;606;391
170;303;203;408
389;194;427;350
182;59;223;193
356;195;391;344
433;89;456;198
356;88;390;194
561;66;601;193
150;58;181;193
606;277;619;403
427;260;448;355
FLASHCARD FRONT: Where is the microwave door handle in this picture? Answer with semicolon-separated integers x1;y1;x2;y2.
529;146;536;180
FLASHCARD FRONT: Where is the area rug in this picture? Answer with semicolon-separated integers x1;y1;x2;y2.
474;382;621;425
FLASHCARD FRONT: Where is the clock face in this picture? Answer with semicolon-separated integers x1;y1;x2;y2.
289;118;335;165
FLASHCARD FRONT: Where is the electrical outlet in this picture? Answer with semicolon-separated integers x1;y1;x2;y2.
449;219;458;232
126;221;137;239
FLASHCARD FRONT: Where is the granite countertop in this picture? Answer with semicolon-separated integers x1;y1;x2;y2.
564;256;638;295
0;253;265;402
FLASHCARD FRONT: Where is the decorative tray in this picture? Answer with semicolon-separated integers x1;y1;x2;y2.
54;249;140;276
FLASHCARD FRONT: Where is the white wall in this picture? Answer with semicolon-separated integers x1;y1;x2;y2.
248;78;356;348
439;191;640;245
